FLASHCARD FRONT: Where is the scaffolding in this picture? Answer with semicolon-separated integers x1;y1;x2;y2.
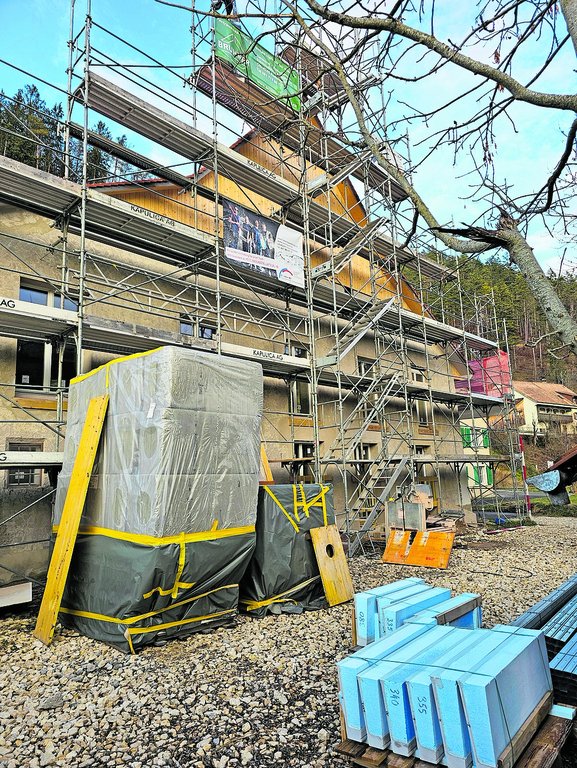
0;0;529;563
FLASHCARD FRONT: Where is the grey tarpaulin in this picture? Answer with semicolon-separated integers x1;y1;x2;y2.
53;346;262;652
239;484;335;618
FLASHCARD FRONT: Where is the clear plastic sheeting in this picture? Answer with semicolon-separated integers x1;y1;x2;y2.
54;347;263;536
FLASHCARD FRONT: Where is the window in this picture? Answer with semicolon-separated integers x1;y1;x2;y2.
292;380;311;414
19;286;48;305
199;324;215;340
180;317;193;336
16;340;76;391
468;465;480;485
15;341;45;388
16;280;78;393
285;344;308;359
416;399;429;426
180;315;215;339
294;442;315;480
50;344;77;389
358;358;375;378
294;441;315;459
7;442;43;487
461;426;489;449
54;294;78;312
412;372;430;426
20;282;78;311
354;443;373;475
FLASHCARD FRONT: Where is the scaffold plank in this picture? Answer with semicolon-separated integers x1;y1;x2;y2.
78;72;301;208
0;299;310;376
195;58;409;201
0;451;64;470
68;122;194;188
0;156;216;265
78;74;449;277
33;394;109;646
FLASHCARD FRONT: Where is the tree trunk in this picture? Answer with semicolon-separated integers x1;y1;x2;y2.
503;228;577;355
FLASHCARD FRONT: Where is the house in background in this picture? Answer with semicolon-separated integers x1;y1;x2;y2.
513;381;577;442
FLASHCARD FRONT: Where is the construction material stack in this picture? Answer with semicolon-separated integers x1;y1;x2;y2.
53;347;262;652
340;580;553;766
239;483;335;616
511;572;577;705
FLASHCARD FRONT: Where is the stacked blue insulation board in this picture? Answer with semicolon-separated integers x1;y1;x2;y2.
341;579;553;766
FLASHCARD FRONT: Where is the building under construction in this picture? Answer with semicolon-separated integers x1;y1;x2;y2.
0;2;529;598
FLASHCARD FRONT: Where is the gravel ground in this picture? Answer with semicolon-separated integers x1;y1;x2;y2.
2;516;577;768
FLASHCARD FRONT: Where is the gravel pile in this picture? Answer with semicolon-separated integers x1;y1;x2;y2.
1;516;577;768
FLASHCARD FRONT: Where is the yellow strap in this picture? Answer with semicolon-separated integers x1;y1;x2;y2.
142;532;195;599
52;523;255;546
70;346;163;385
59;583;238;625
302;485;329;516
125;608;235;639
264;485;299;532
301;484;309;518
239;575;321;610
292;484;300;522
292;484;329;525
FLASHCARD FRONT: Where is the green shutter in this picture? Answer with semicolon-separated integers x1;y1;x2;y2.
461;426;472;448
473;465;480;484
487;466;493;485
483;429;489;448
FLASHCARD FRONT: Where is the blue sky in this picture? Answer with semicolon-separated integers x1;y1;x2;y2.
1;0;575;272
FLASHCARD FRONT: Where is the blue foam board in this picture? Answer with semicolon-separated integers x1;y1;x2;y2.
380;629;469;756
337;622;431;742
371;584;432;641
404;594;482;630
431;629;537;768
458;631;551;768
355;578;425;645
406;630;493;764
381;588;451;634
357;626;458;749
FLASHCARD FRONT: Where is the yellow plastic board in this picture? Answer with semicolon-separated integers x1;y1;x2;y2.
33;394;109;645
382;530;412;564
310;524;354;606
405;531;455;569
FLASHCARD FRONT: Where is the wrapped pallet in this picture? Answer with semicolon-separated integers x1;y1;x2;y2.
239;483;334;617
53;347;262;652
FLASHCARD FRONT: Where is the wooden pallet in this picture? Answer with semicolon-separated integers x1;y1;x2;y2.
336;714;574;768
336;698;575;768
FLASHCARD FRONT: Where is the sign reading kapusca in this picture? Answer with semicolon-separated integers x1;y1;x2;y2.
222;199;304;289
215;18;301;112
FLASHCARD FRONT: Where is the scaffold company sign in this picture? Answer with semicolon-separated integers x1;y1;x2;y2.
222;198;304;289
215;18;301;112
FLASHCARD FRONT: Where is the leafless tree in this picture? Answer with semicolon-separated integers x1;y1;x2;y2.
275;0;577;356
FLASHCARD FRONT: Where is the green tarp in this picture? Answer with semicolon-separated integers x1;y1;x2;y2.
239;484;335;618
59;530;256;653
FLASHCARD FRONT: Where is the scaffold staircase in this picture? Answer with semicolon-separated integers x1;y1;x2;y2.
310;217;388;278
348;455;411;556
320;372;402;466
